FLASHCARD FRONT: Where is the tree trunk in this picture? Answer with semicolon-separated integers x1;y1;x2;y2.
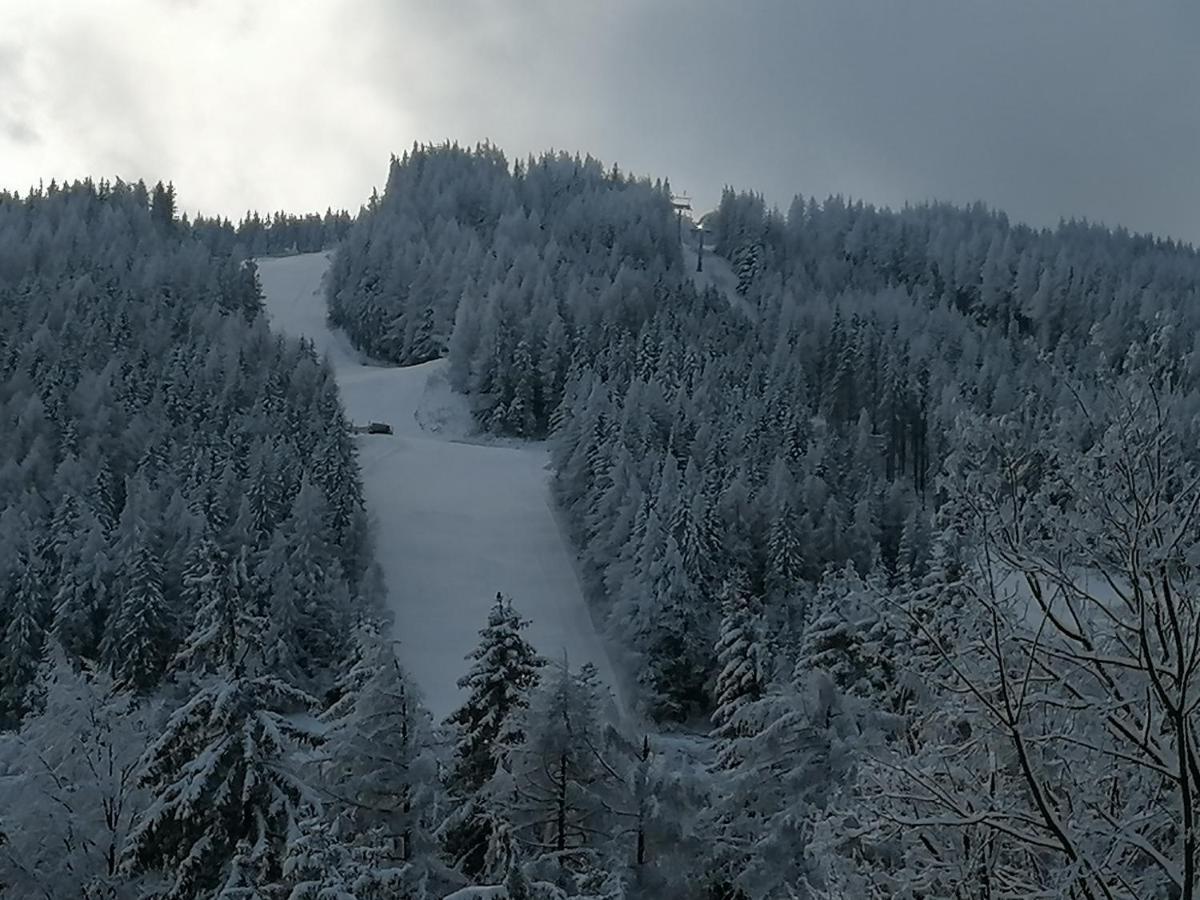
556;750;567;854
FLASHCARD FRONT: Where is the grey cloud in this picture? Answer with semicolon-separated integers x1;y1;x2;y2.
355;0;1199;241
4;1;1198;242
0;42;40;147
572;1;1200;239
38;21;173;178
1;115;38;144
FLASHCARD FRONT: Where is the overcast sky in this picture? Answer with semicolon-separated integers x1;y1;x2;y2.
3;0;1197;242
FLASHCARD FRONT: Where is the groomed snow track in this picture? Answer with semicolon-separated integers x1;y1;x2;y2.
257;252;624;721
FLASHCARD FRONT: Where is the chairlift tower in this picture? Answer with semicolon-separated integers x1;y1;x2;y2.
671;193;692;245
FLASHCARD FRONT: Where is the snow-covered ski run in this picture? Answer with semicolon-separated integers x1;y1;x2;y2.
256;252;625;722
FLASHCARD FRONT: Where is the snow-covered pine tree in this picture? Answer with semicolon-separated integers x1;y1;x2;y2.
447;593;546;794
280;809;413;900
505;337;540;437
0;546;50;725
765;495;804;601
255;477;349;682
255;527;308;681
243;439;283;550
898;509;970;687
638;534;711;722
492;658;623;890
442;593;545;880
120;548;321;899
105;538;174;692
710;668;868;899
710;570;768;768
671;461;718;594
796;563;899;710
320;633;442;891
50;505;112;663
173;539;251;674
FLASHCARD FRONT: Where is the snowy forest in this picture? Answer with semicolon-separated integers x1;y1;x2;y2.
5;145;1200;899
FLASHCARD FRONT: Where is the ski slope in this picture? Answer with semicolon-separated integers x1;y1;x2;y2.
681;232;755;320
257;252;623;721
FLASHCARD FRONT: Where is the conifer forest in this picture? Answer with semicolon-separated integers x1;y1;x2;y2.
4;139;1200;899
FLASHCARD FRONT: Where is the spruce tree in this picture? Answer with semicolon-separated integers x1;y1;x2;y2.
899;515;970;689
442;593;544;880
321;634;440;887
0;549;49;725
106;541;173;692
710;570;768;768
765;497;804;598
446;592;545;793
281;810;411;899
121;549;320;899
640;536;711;722
797;563;898;709
279;478;348;673
175;535;234;673
495;658;623;886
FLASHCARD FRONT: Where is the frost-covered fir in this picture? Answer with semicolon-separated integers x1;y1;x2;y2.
280;809;416;900
447;593;546;795
443;593;545;881
710;570;768;769
120;550;321;898
488;658;623;891
709;668;871;899
796;563;898;707
0;179;369;721
0;545;49;726
319;630;444;892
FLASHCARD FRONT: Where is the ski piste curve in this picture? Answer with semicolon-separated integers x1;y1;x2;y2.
256;251;626;722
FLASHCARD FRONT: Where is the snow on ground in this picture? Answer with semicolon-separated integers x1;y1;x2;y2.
256;253;625;722
681;232;755;319
441;887;508;900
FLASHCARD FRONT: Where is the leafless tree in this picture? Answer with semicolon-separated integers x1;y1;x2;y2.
859;366;1200;899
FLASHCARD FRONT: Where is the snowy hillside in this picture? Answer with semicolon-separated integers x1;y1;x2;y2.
257;253;624;720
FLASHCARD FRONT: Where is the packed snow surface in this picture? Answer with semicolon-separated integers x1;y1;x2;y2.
681;230;754;319
257;252;623;720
